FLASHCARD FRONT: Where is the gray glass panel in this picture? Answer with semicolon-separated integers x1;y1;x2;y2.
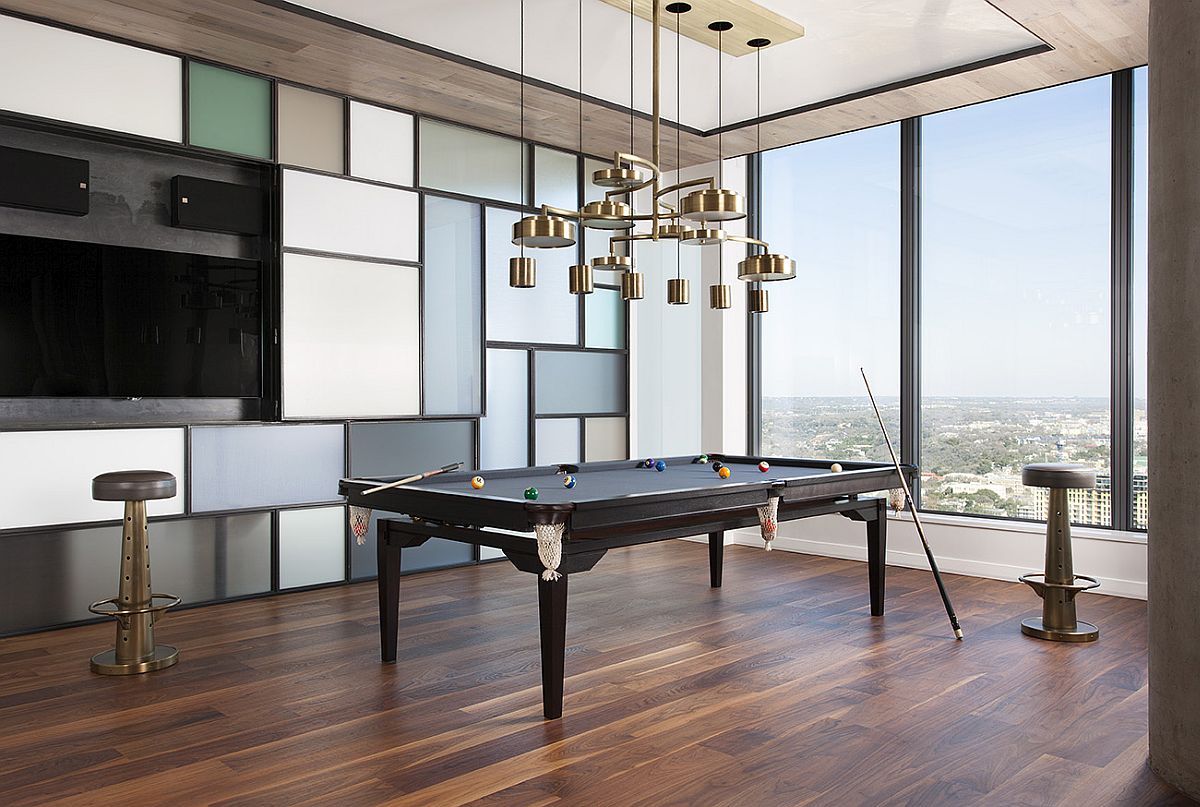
535;418;580;465
349;420;475;478
278;506;346;589
0;513;270;636
480;348;529;469
419;119;524;203
351;509;475;580
424;197;482;415
191;424;345;512
485;207;578;345
534;351;626;415
534;146;578;212
585;286;625;349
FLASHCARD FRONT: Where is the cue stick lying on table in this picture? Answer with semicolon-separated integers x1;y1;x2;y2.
360;462;463;495
861;368;964;641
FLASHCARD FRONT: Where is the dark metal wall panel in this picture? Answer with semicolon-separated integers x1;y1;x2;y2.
349;419;475;478
534;350;626;415
191;424;345;511
0;512;271;636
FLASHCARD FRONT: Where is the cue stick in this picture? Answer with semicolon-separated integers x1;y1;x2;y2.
860;368;964;640
360;462;463;496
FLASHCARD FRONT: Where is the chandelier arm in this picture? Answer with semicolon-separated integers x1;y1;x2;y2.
613;152;659;172
655;176;717;199
724;234;769;250
539;204;585;220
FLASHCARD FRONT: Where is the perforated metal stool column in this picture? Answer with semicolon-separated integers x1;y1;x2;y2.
1018;463;1101;642
88;471;181;674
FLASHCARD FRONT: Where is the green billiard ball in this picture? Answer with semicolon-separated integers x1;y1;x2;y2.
524;486;539;500
697;453;709;464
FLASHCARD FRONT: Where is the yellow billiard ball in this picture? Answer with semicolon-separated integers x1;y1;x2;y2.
470;476;485;489
830;463;843;473
718;466;731;479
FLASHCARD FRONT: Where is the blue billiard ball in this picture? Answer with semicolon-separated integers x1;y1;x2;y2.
654;460;667;472
562;475;577;489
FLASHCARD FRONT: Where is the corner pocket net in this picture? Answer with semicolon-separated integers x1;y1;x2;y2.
349;506;372;546
757;495;779;551
535;522;565;581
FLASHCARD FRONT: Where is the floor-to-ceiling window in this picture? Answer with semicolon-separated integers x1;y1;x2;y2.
759;123;901;460
920;76;1113;524
1132;66;1149;529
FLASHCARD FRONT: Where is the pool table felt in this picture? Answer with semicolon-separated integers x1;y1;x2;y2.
408;460;838;506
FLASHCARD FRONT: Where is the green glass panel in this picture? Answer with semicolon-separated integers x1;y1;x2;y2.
585;286;625;349
188;62;272;159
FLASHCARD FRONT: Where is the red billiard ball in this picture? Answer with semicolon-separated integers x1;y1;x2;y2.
758;461;770;473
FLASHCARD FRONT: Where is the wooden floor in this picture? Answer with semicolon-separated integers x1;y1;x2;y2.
0;542;1192;807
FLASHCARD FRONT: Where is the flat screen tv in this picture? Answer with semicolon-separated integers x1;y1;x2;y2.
0;233;262;398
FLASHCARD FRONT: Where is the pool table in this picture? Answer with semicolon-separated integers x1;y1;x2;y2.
339;455;915;719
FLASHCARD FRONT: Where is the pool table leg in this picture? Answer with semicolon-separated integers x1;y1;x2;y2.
538;574;568;719
376;522;430;664
866;499;887;616
708;531;724;588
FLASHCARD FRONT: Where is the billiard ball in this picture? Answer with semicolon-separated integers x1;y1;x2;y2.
712;461;724;472
524;486;539;500
643;458;655;468
470;476;485;489
718;466;731;479
758;461;770;473
654;460;667;472
562;475;577;489
697;453;709;464
830;463;843;473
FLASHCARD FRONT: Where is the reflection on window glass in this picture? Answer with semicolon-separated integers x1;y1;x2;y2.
1132;66;1148;530
759;124;901;462
921;77;1112;525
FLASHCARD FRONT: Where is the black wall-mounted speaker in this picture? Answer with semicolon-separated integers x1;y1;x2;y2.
171;175;265;236
0;145;89;216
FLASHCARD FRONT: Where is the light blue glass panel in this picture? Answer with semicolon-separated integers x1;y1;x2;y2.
585;286;625;349
535;419;580;465
419;119;523;203
534;350;626;415
349;420;475;478
191;424;345;511
424;197;482;414
480;348;529;470
534;146;578;212
278;506;346;589
485;207;578;344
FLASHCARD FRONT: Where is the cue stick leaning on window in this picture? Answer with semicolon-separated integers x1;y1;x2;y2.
360;462;463;495
861;368;964;641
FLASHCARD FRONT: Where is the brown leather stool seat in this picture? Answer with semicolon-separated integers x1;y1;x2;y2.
87;470;181;674
1021;462;1097;490
92;470;177;502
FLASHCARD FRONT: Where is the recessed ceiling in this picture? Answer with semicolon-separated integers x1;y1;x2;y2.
291;0;1046;131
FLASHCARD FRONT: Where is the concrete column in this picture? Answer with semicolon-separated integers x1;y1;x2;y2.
1148;1;1200;800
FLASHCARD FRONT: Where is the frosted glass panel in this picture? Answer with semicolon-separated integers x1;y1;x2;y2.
0;16;182;142
350;420;475;477
0;429;185;530
534;147;578;212
534;351;626;415
188;62;271;159
282;253;420;418
485;207;578;344
424;197;482;414
585;417;627;461
585;286;625;349
535;419;580;465
0;513;270;635
279;506;346;589
420;120;523;203
282;170;419;262
191;424;344;511
278;84;345;173
350;101;413;186
480;349;529;469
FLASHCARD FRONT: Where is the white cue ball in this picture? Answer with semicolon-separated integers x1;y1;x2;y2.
830;463;843;473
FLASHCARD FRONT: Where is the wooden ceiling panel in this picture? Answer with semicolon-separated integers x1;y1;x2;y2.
0;0;1146;169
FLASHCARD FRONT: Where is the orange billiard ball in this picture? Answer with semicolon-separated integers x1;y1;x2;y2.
718;466;731;479
470;476;485;489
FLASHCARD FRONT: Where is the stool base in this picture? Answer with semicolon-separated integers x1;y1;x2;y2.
1020;617;1098;643
90;644;179;675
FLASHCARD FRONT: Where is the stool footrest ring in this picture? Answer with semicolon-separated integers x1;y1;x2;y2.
1018;573;1100;600
88;594;181;624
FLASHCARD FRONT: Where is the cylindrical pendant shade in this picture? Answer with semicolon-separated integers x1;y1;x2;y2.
749;286;769;313
512;215;576;248
680;188;745;222
709;283;732;309
509;256;536;288
592;166;645;188
581;200;634;230
593;254;634;270
667;277;690;305
678;227;727;246
569;263;594;295
621;271;645;300
738;252;796;281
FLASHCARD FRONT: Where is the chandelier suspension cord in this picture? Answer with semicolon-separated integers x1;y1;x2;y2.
717;26;723;189
675;5;682;283
629;0;635;155
519;0;526;260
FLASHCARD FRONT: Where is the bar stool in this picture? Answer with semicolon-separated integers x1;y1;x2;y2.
88;471;181;674
1018;463;1101;642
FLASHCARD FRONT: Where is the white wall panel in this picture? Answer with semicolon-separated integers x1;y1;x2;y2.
349;102;414;187
282;253;420;418
278;506;346;589
0;16;182;142
0;428;185;529
282;170;419;262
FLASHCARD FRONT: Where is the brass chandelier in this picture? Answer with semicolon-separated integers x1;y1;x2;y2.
510;0;795;310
